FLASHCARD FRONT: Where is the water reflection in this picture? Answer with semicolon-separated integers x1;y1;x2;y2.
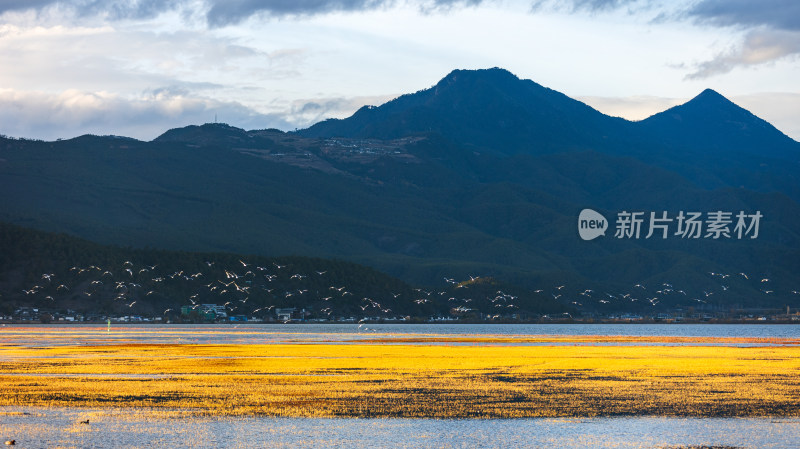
1;323;799;347
1;407;798;449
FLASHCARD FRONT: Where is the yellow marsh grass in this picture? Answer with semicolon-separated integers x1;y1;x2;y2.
1;342;799;418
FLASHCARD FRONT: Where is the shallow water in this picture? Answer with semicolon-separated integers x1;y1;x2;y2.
2;324;799;447
1;407;798;449
1;323;799;347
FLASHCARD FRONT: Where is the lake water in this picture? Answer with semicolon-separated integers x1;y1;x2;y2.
1;407;799;448
2;323;799;448
2;322;799;346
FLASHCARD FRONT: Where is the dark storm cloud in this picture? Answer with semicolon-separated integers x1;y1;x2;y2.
686;29;800;79
0;0;182;19
0;0;486;25
199;0;799;29
1;0;795;29
686;0;800;31
205;0;486;26
0;0;59;13
682;0;800;79
531;0;799;30
206;0;390;26
530;0;640;14
530;0;800;79
83;0;183;21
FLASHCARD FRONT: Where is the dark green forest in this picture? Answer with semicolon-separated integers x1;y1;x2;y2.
2;68;799;316
0;222;570;320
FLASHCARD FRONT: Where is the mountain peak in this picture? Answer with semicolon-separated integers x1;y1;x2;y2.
645;88;757;125
437;67;519;85
299;67;797;157
152;123;287;149
686;88;737;110
298;67;617;153
640;88;798;152
696;87;724;98
432;67;540;97
154;122;247;143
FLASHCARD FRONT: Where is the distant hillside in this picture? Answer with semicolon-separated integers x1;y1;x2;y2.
301;68;798;155
1;68;799;312
300;68;800;198
0;222;571;320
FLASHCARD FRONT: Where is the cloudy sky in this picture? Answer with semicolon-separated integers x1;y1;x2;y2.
0;0;798;141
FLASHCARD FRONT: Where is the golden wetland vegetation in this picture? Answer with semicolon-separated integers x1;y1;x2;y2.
1;330;799;419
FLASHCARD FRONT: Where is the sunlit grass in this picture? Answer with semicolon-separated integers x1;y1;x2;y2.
1;339;799;418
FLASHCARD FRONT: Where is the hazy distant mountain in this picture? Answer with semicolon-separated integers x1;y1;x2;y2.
301;68;798;156
301;68;629;154
1;68;799;312
639;88;799;157
301;68;800;198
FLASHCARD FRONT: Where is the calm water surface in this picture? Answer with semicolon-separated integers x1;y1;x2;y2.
1;323;799;346
0;407;798;449
2;324;798;447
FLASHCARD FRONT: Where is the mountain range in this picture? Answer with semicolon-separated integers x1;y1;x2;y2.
1;67;798;312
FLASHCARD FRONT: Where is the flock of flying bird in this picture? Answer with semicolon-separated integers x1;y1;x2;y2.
558;271;800;312
13;258;427;322
8;256;800;323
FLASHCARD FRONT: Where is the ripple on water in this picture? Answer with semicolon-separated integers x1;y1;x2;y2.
1;407;799;449
1;323;800;347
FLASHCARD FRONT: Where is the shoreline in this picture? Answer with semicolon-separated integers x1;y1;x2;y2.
3;319;800;325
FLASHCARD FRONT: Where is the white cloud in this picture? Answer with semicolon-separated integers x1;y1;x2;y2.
285;94;398;127
0;88;289;140
0;86;403;140
0;21;315;133
0;23;260;91
686;29;800;79
0;0;797;143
